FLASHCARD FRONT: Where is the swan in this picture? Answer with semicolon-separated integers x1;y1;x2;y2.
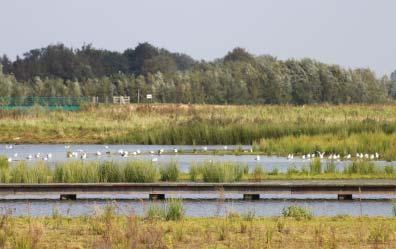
173;148;178;153
96;151;102;156
255;155;261;161
152;158;158;162
7;158;12;162
27;154;33;160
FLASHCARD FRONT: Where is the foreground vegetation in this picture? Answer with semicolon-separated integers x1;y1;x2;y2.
1;104;396;159
1;157;395;183
0;208;395;249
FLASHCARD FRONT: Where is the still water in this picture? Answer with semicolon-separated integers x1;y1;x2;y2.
0;198;394;217
1;144;395;173
0;144;395;217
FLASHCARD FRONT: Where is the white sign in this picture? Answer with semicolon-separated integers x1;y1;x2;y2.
146;94;152;99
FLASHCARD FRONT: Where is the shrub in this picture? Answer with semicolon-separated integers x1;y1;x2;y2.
282;206;313;220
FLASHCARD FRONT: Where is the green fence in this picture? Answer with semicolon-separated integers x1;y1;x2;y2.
0;97;93;111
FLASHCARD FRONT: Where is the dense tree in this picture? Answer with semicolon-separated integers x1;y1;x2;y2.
0;44;393;104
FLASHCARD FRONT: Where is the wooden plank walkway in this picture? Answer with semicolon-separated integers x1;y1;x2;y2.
0;180;395;200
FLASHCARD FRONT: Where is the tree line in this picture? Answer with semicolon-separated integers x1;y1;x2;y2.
1;43;395;104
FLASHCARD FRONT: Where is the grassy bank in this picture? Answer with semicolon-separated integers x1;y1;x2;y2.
1;158;395;183
1;104;396;158
1;213;395;248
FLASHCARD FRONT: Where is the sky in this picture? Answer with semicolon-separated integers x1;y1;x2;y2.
1;0;395;76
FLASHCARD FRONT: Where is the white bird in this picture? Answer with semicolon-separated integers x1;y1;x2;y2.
150;150;155;155
96;151;102;156
80;153;87;160
118;149;124;155
306;154;311;159
43;157;48;161
7;158;12;162
302;155;306;160
311;154;315;158
202;146;208;151
364;153;369;159
370;154;375;160
223;146;228;151
65;145;71;149
255;155;261;161
72;152;78;158
104;145;109;149
132;151;137;156
344;154;351;160
287;154;294;160
47;153;52;159
152;158;158;162
35;153;41;159
375;152;379;159
318;152;325;159
136;150;141;154
5;145;13;149
173;148;178;153
13;153;18;158
27;154;33;160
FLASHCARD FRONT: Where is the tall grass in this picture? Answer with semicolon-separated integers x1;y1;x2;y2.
146;199;184;221
2;104;396;159
343;160;378;175
0;159;394;183
123;161;158;183
159;161;179;181
191;161;246;182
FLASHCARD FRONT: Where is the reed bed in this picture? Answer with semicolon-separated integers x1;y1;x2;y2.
0;157;395;183
2;104;396;158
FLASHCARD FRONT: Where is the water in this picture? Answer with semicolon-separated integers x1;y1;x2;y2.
1;144;394;173
0;198;394;217
0;144;395;217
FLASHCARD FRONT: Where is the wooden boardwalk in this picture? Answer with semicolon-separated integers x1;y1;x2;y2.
0;180;395;200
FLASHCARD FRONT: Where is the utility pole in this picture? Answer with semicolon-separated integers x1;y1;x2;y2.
137;89;140;104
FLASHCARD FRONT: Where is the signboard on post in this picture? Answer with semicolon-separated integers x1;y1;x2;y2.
146;94;152;99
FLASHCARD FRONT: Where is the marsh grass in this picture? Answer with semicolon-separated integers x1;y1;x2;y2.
195;161;246;182
2;104;396;159
146;199;184;221
159;161;180;181
0;158;395;183
123;160;158;182
344;160;378;175
282;206;313;220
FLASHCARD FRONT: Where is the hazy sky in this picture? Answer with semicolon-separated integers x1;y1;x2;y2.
1;0;395;75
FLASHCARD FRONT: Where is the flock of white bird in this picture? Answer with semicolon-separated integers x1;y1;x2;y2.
5;144;381;163
285;152;380;161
